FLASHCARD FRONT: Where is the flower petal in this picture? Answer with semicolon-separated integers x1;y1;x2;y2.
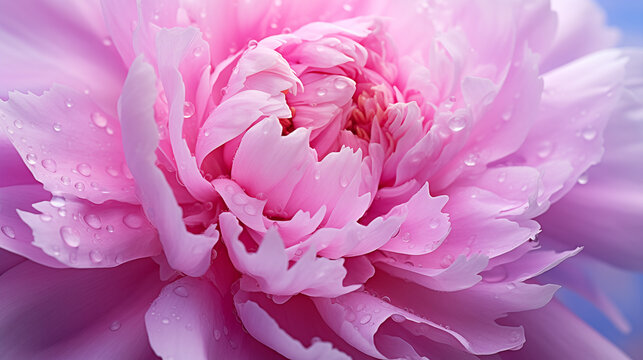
118;57;216;276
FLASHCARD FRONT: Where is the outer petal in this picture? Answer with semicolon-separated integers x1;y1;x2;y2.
0;259;163;359
500;300;630;360
0;0;126;106
18;197;161;268
0;85;138;204
118;57;216;276
145;276;281;360
538;49;643;270
0;185;65;268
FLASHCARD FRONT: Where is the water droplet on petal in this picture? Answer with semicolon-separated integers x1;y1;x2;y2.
40;214;53;222
13;120;23;129
41;159;57;172
173;286;189;297
214;329;222;340
106;225;115;233
109;321;121;331
161;318;170;325
75;182;85;191
359;314;372;325
429;218;440;229
89;249;104;263
244;204;258;216
345;311;356;322
103;38;113;47
84;214;102;229
391;314;405;323
577;173;589;185
247;39;258;49
582;127;597;141
464;153;479;167
60;226;81;247
343;4;353;12
448;114;466;132
334;78;348;89
123;213;144;229
91;112;108;128
232;193;247;205
440;254;454;268
183;101;195;118
25;153;37;165
50;196;66;208
58;208;67;217
497;172;507;183
77;163;91;177
537;141;553;158
339;176;349;188
53;123;62;132
317;88;327;97
106;166;119;177
60;176;71;185
483;265;507;283
192;46;204;57
1;226;16;239
381;296;391;303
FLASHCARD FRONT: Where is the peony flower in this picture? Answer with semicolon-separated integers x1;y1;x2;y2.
0;0;641;358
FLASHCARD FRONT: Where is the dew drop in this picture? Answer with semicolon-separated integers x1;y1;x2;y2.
577;173;589;185
582;127;597;141
497;172;507;183
192;46;203;57
41;159;57;173
174;285;189;297
75;182;85;191
40;214;53;222
77;163;91;177
103;38;113;47
339;176;349;188
84;214;102;229
13;120;23;129
501;110;512;121
60;176;71;185
1;226;16;239
109;321;121;331
232;193;247;205
537;141;553;159
106;225;115;233
53;123;62;132
123;213;144;229
50;196;66;208
106;166;119;177
314;169;321;180
247;39;258;49
89;249;104;263
334;78;348;90
448;114;466;132
60;226;81;247
440;254;454;268
58;208;67;217
244;204;258;216
316;88;328;97
359;314;372;325
464;153;479;167
381;296;391;303
161;318;170;325
429;218;440;229
344;311;356;322
343;4;353;11
25;153;37;165
391;314;405;323
64;98;74;108
183;101;195;118
91;112;108;128
483;265;507;283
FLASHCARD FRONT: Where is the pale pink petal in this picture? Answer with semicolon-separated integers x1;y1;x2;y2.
0;185;65;268
0;0;126;106
501;300;629;360
234;291;352;360
0;259;163;359
219;212;358;298
118;57;216;276
18;196;160;268
156;27;218;201
0;85;138;204
541;0;619;72
146;276;281;360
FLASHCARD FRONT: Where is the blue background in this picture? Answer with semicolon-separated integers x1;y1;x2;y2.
562;1;643;358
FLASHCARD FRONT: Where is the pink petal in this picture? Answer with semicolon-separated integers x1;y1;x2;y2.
0;134;34;187
146;276;281;360
219;212;358;298
501;300;629;360
18;196;160;268
1;85;138;204
0;0;126;106
0;259;163;359
118;57;216;276
234;291;352;359
0;185;65;268
156;27;218;201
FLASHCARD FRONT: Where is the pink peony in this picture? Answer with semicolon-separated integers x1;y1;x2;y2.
0;0;641;358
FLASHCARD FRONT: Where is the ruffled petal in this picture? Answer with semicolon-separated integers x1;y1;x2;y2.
0;85;138;204
146;276;281;360
118;57;216;276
